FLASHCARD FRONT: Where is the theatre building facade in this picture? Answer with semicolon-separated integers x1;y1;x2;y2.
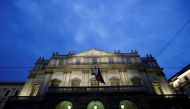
3;49;190;109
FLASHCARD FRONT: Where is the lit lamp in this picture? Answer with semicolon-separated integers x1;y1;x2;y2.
94;104;97;109
121;104;124;109
68;104;71;109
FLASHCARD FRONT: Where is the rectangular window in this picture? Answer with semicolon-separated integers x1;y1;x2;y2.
184;76;189;81
63;59;67;65
50;59;56;65
83;58;88;64
113;57;117;63
58;59;63;65
131;58;136;64
92;58;97;64
80;57;84;63
55;60;60;65
97;58;101;63
127;58;132;64
122;58;127;63
30;84;39;96
109;57;114;63
76;58;80;64
117;57;122;63
153;83;163;95
135;57;141;63
87;58;92;63
68;58;76;64
100;57;108;63
178;81;181;85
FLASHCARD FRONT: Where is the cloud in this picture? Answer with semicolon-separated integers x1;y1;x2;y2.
0;0;189;81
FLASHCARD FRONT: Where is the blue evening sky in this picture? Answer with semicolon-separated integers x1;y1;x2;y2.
0;0;190;81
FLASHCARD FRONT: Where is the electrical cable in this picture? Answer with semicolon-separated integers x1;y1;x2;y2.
156;19;190;58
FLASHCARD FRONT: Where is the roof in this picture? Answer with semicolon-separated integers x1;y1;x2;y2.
74;48;114;56
52;48;139;58
169;64;190;81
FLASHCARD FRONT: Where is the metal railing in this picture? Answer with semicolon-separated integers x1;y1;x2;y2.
49;81;140;87
148;94;189;99
48;85;145;93
7;96;43;101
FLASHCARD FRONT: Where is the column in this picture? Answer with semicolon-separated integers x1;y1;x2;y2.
39;73;52;95
160;76;175;94
19;78;34;96
119;71;126;86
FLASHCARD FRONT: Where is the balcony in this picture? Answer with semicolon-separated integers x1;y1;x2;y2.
7;96;43;102
47;85;145;93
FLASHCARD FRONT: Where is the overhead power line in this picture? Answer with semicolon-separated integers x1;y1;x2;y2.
0;67;32;68
156;19;190;58
0;66;185;69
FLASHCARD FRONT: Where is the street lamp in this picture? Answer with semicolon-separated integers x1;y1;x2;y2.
68;104;71;109
94;104;97;109
121;104;124;109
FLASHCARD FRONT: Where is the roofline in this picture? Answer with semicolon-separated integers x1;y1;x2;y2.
168;64;190;81
77;48;113;54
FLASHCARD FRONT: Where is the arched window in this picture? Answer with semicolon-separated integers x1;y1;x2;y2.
119;100;137;109
109;77;120;86
55;101;72;109
71;78;81;87
131;77;141;86
87;100;105;109
91;78;99;87
51;79;61;87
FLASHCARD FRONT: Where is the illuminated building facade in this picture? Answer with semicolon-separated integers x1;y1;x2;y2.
0;82;24;109
169;64;190;96
3;49;190;109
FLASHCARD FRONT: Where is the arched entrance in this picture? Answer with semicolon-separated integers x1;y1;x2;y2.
55;101;72;109
119;100;137;109
171;105;183;109
87;100;105;109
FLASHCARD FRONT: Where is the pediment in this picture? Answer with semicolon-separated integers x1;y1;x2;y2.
75;49;114;56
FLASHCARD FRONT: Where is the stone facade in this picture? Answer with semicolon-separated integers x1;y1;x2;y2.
0;82;24;109
19;49;174;96
3;49;190;109
169;64;190;96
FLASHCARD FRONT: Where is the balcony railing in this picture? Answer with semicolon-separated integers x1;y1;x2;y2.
148;94;189;100
48;85;145;93
7;96;43;101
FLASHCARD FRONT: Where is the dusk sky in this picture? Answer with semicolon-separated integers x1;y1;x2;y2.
0;0;190;81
